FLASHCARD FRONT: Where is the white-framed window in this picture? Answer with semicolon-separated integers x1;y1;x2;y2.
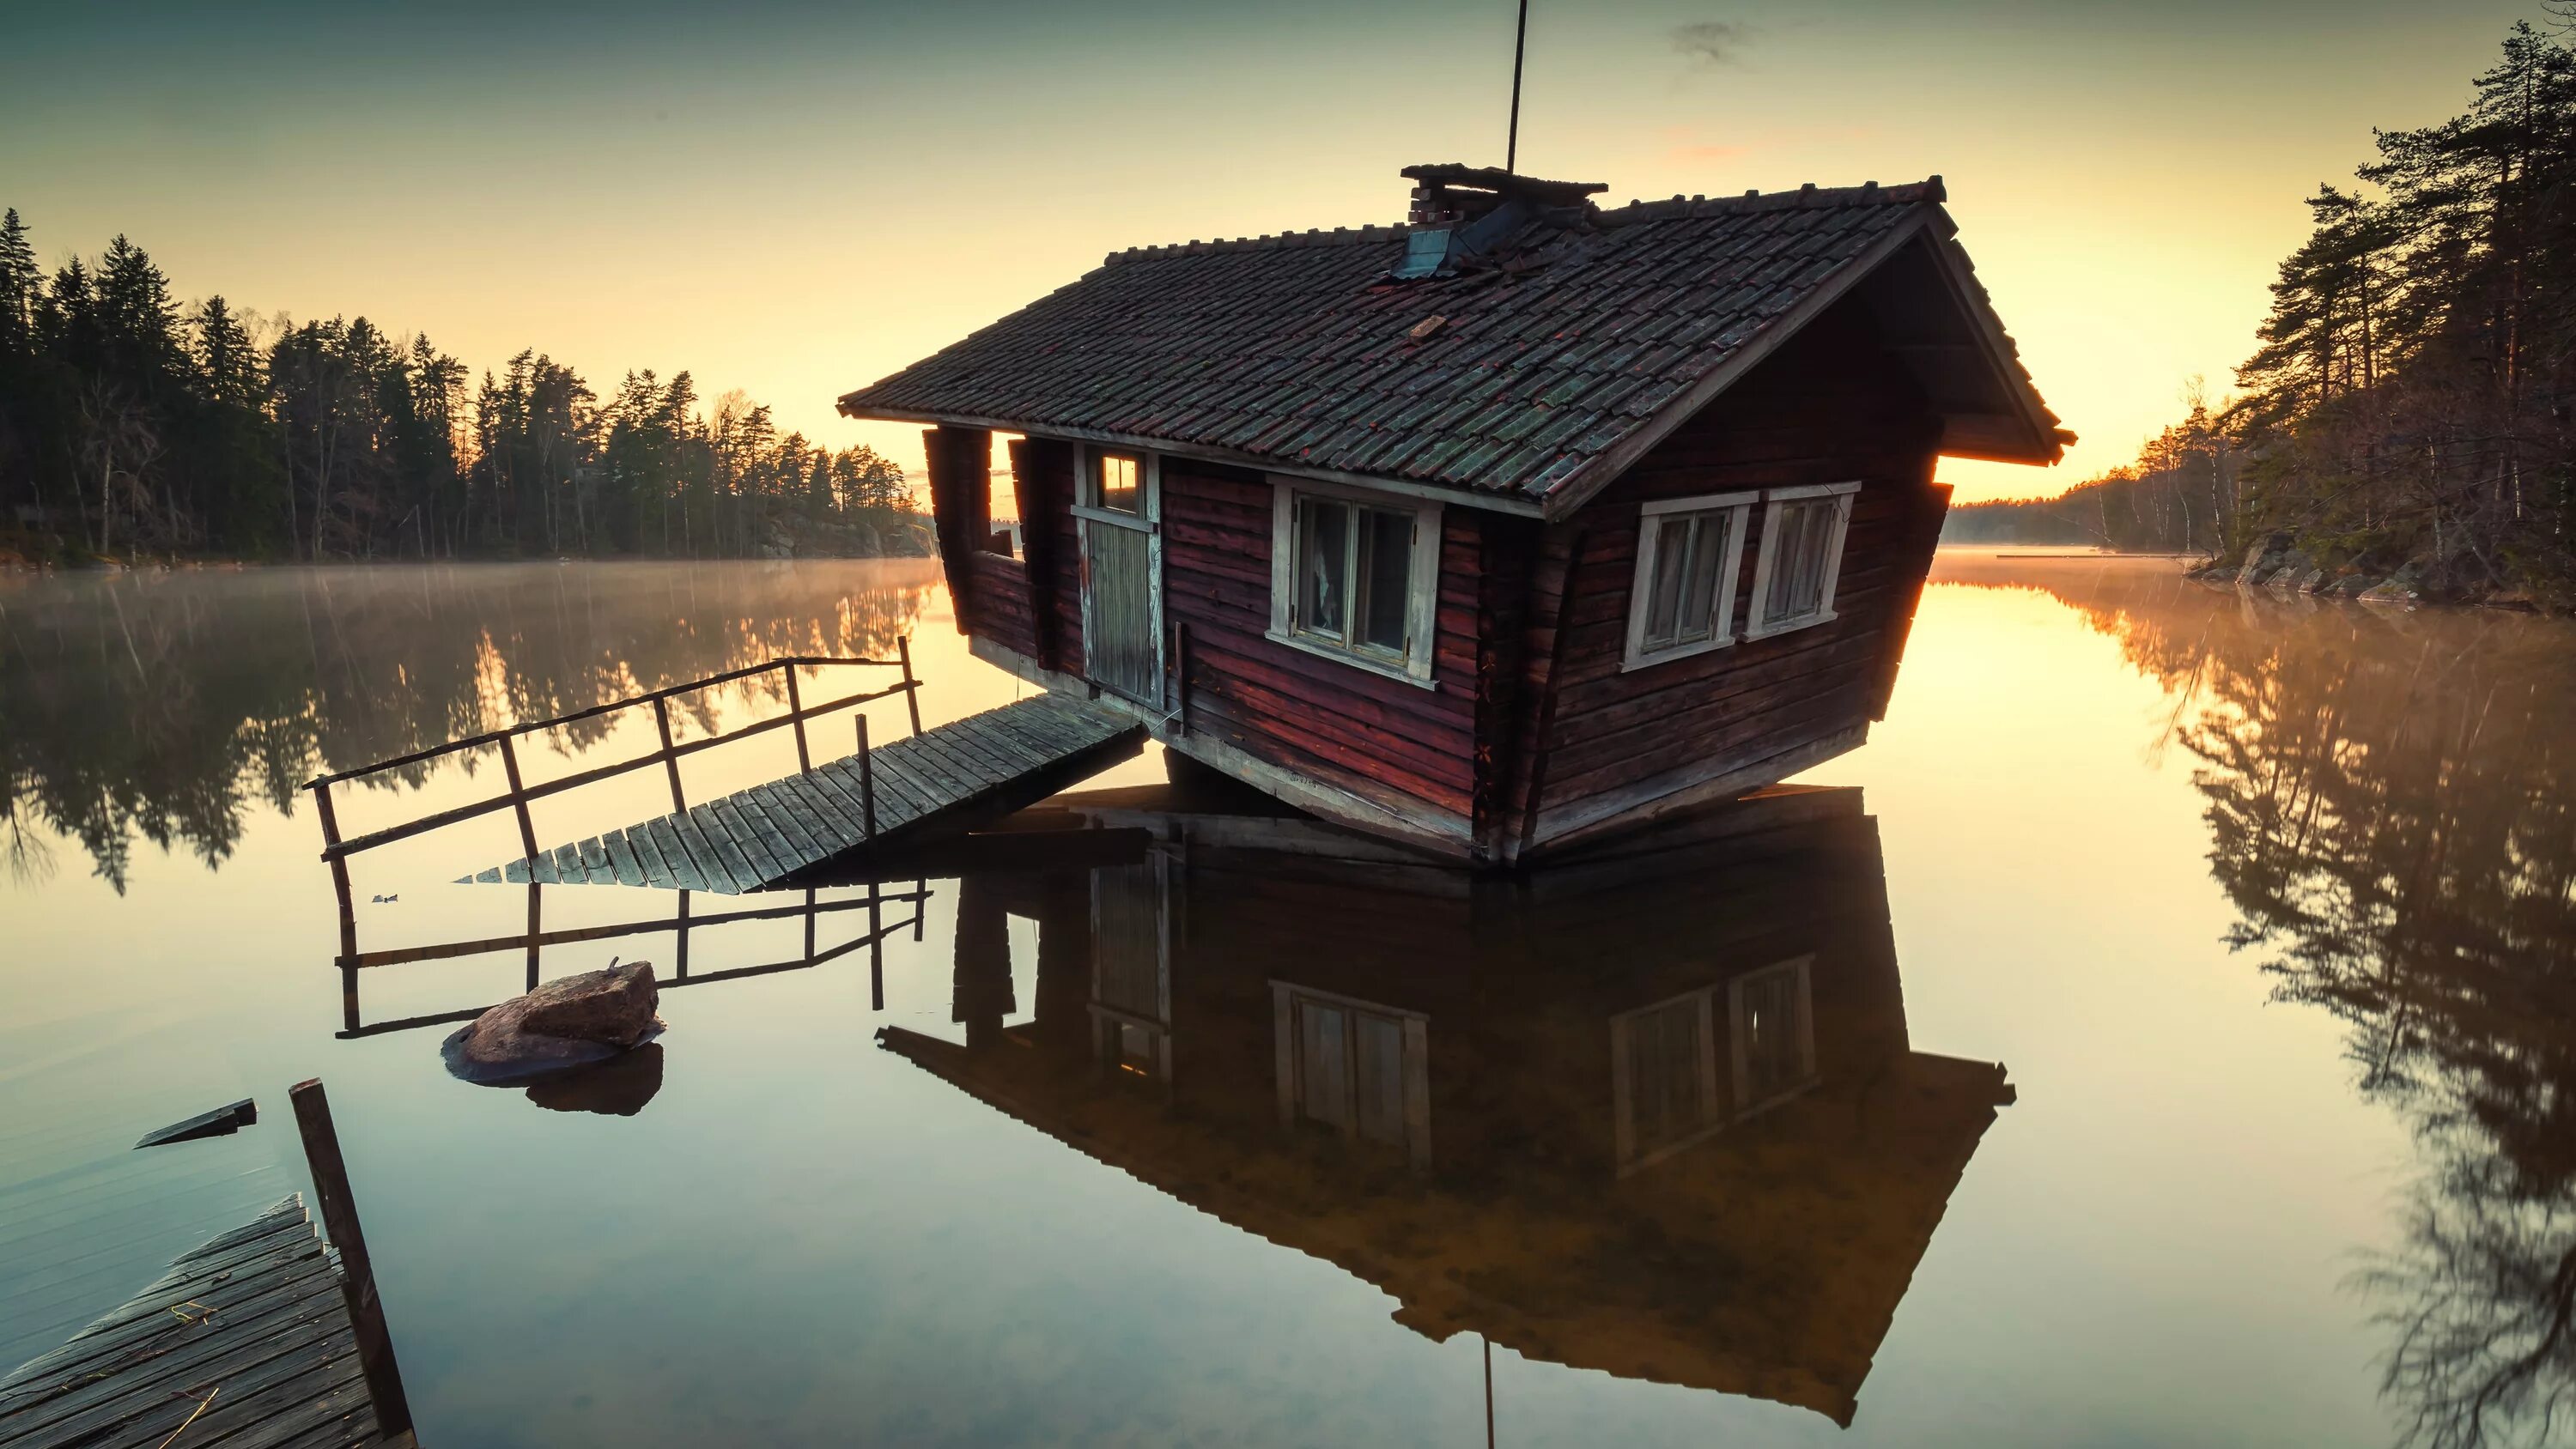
1610;985;1722;1173
1267;479;1442;686
1622;491;1755;670
1745;482;1859;639
1271;981;1432;1170
1727;955;1819;1118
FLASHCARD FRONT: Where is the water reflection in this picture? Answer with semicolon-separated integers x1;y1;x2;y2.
1940;558;2576;1448
0;561;933;891
873;782;2011;1428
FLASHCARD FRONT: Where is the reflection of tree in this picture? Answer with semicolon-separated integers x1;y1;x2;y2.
0;561;933;891
1950;566;2576;1448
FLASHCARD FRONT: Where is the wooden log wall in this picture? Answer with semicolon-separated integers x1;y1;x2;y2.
1516;303;1947;847
1156;459;1482;837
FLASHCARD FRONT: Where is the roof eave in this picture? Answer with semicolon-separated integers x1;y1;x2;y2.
834;401;1548;518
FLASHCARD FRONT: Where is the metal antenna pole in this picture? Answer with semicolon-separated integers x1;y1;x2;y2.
1505;0;1530;173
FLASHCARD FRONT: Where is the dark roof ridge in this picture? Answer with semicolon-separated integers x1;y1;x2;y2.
1097;176;1946;267
1105;222;1416;267
1594;176;1945;227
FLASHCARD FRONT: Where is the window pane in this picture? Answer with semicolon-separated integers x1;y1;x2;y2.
1298;1002;1351;1129
1643;517;1692;647
1097;454;1141;513
1678;512;1726;640
1353;1013;1406;1146
1358;507;1413;656
1298;499;1349;640
1737;967;1811;1105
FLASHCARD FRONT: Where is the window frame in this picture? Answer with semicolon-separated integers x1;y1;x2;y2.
1266;478;1443;688
1743;481;1861;640
1270;980;1432;1172
1621;490;1756;671
1609;985;1723;1175
1726;955;1820;1120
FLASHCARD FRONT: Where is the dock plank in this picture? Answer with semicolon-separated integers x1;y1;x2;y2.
0;1196;398;1449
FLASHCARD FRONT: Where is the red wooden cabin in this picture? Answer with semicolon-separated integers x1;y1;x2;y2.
838;165;2068;864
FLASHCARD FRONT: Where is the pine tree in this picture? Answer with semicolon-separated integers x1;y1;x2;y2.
0;209;39;354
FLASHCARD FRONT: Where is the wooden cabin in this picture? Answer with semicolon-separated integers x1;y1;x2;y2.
877;785;2013;1426
838;164;2068;864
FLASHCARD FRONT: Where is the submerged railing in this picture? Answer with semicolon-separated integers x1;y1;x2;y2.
305;644;927;961
335;877;933;1038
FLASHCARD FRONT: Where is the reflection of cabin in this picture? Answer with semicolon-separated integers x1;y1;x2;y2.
839;165;2068;863
878;785;2012;1426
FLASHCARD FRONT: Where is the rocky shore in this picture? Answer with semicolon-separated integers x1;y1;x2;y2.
2185;534;2555;613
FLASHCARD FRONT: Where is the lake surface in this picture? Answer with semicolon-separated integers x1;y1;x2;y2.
3;554;2571;1447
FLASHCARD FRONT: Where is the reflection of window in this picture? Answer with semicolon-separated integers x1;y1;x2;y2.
1624;492;1753;670
1090;859;1170;1083
1090;452;1144;514
1267;482;1441;684
1728;957;1818;1115
1271;982;1431;1168
1612;988;1719;1173
1745;483;1858;638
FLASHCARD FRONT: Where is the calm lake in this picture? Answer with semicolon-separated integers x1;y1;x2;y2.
3;553;2570;1447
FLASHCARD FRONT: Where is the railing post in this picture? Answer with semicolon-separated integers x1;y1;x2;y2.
804;886;818;962
289;1079;413;1441
497;732;540;864
855;715;878;839
784;663;812;774
310;782;360;966
914;877;927;942
675;888;691;981
526;882;543;991
653;697;685;813
867;877;884;1012
897;635;923;737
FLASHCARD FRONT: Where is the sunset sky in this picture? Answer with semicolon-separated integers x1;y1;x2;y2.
2;0;2538;502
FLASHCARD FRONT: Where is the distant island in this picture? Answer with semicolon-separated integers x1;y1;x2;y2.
0;215;928;566
1945;20;2575;612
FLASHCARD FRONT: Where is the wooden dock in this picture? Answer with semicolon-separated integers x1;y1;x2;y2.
467;693;1145;894
0;1195;407;1449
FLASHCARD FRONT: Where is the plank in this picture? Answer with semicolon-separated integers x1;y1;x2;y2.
644;817;709;894
776;775;861;852
625;828;675;889
577;837;613;885
698;802;775;888
709;798;787;886
681;807;755;894
669;815;738;894
738;788;820;874
551;843;584;884
747;782;828;862
603;832;646;888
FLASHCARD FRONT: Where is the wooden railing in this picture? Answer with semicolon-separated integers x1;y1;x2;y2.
307;641;925;963
334;878;933;1038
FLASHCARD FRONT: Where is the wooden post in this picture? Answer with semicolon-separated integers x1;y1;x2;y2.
339;963;361;1036
804;887;817;962
897;636;923;736
310;782;359;966
288;1079;413;1440
653;696;685;813
525;882;542;991
855;716;878;839
914;877;927;942
675;888;691;981
867;878;884;1012
497;732;540;864
784;664;812;774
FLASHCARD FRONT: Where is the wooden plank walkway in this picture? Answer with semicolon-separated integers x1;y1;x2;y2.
0;1195;405;1449
466;693;1145;894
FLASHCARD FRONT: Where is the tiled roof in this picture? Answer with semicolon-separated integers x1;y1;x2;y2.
838;178;2050;510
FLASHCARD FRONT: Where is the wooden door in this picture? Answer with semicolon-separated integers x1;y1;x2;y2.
1077;448;1162;706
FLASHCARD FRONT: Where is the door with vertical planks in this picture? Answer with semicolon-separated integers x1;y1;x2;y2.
1076;447;1163;706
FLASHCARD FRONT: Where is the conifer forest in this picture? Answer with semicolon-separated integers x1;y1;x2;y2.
0;216;920;563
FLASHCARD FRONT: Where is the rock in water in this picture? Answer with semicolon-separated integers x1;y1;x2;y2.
443;961;664;1085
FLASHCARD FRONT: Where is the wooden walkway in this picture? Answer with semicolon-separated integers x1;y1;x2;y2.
0;1195;404;1449
467;693;1144;894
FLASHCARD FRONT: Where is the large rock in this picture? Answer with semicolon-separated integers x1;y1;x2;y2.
443;961;663;1085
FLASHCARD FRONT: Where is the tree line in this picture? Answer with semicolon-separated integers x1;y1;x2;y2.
0;213;918;562
1949;19;2576;605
